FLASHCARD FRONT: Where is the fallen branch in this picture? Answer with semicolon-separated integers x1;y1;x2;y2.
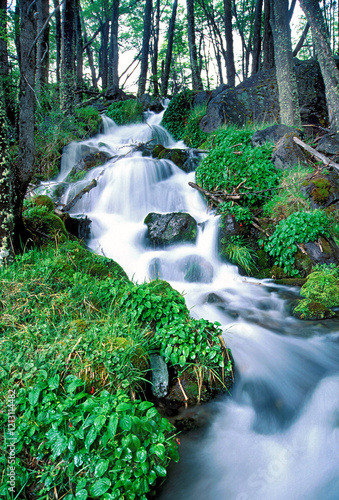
188;182;241;203
293;136;339;171
62;179;97;212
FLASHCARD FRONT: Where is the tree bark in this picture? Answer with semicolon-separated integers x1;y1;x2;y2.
251;0;263;74
223;0;235;86
75;0;83;98
0;83;14;261
0;0;9;82
161;0;177;96
263;0;274;70
53;0;61;84
186;0;203;90
99;19;109;90
108;0;119;88
138;0;153;96
151;0;160;95
13;0;36;249
82;21;97;89
299;0;339;130
270;0;301;127
292;21;310;57
36;0;49;93
61;0;76;113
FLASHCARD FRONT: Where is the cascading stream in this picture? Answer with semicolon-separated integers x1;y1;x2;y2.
55;110;339;500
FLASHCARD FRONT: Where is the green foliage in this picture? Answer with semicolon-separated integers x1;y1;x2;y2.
182;105;208;148
260;210;330;276
106;99;144;125
293;298;335;320
196;127;280;207
1;384;178;499
155;318;231;373
263;165;312;219
223;236;257;275
218;203;253;224
300;267;339;307
311;177;332;204
162;88;195;140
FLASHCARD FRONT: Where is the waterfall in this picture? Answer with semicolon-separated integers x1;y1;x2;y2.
54;110;339;500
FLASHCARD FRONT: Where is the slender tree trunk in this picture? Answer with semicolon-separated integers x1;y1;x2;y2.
53;0;61;84
82;22;97;89
138;0;153;96
161;0;177;96
299;0;339;130
252;0;263;74
75;0;82;99
223;0;235;86
186;0;203;90
292;21;310;57
13;0;36;249
61;0;75;113
263;0;274;69
99;20;109;90
36;0;49;93
270;0;301;127
151;0;160;95
0;0;9;81
108;0;119;87
0;83;14;261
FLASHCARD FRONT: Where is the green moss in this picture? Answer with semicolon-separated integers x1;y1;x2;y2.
311;178;332;204
300;271;339;307
106;99;143;125
152;144;165;158
34;195;55;212
162;89;195;140
293;298;335;320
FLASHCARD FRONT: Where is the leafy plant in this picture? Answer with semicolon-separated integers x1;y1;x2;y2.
223;235;257;275
0;383;178;499
182;104;208;148
260;210;330;276
106;99;144;125
217;202;253;224
162;88;195;140
196;128;280;207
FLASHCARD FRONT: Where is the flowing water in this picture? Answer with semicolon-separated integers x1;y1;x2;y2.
53;110;339;500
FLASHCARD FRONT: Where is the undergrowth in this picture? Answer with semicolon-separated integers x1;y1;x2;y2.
106;99;144;126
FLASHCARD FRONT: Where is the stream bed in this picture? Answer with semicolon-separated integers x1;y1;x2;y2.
53;110;339;500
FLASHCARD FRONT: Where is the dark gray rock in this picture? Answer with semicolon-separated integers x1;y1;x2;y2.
316;133;339;155
193;91;211;108
211;84;230;99
251;125;301;147
64;214;91;240
105;85;128;102
66;151;112;182
304;238;339;266
271;134;308;170
144;212;198;247
200;60;327;133
150;354;169;398
178;255;214;283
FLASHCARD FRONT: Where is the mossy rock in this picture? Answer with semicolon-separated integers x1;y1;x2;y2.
293;299;335;320
300;271;339;307
34;195;55;212
294;249;313;276
152;144;165;158
25;213;69;242
275;277;307;286
311;178;332;204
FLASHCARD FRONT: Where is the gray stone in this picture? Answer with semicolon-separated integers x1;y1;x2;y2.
144;212;198;247
251;125;301;147
150;354;169;398
193;91;210;108
178;255;214;283
271;134;308;170
316;133;339;155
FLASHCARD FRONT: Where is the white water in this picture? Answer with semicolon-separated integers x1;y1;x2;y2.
55;111;339;500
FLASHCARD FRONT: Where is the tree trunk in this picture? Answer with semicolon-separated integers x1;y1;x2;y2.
13;0;36;249
61;0;75;113
75;0;82;99
299;0;339;130
186;0;203;90
251;0;263;74
151;0;160;95
161;0;177;96
223;0;235;86
108;0;119;88
36;0;49;93
0;83;14;261
99;20;109;90
0;0;9;82
137;0;153;97
82;22;97;89
53;0;61;84
263;0;274;69
270;0;301;127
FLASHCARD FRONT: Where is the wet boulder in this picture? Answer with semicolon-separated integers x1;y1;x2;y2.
292;299;335;320
144;212;198;247
65;151;112;183
178;255;214;283
150;354;169;398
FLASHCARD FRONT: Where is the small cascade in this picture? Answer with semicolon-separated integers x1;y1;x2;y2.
52;107;339;500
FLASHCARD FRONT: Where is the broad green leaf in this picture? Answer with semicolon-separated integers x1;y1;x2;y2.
119;415;132;431
94;458;109;478
94;415;106;431
90;478;111;497
138;401;154;411
28;387;41;406
154;464;167;477
51;435;68;459
75;489;88;500
146;407;159;419
135;447;147;463
116;402;133;412
152;443;166;459
85;428;97;450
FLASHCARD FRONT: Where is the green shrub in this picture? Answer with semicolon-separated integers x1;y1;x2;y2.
217;203;253;224
0;384;178;499
260;210;330;276
106;99;143;125
162;88;195;140
182;105;208;148
196;128;279;207
293;298;335;320
223;235;257;275
300;267;339;307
